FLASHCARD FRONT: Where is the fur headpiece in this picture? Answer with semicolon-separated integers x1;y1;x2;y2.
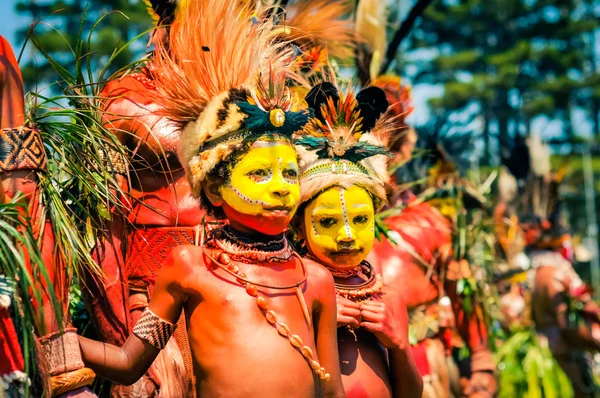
151;0;307;198
295;81;391;209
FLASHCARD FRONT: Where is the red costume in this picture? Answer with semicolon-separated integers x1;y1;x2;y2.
1;35;96;397
83;3;200;396
369;77;497;398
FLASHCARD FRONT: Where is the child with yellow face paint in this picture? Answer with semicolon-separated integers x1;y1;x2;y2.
295;81;423;398
76;2;345;397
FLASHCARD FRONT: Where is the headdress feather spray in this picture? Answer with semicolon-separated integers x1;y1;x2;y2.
277;0;355;61
295;78;391;209
151;0;306;197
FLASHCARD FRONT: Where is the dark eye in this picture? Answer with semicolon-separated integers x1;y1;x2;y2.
249;169;268;177
319;217;337;228
284;169;298;178
353;215;369;224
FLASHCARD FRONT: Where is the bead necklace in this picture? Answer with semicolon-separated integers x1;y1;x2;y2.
334;261;384;303
305;253;362;278
202;229;330;382
212;226;294;263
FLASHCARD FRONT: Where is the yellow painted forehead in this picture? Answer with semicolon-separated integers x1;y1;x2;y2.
238;140;297;164
312;185;374;209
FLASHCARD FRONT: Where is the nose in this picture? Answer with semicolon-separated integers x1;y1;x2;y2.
268;175;290;198
336;226;356;244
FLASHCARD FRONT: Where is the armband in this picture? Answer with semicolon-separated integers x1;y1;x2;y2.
0;126;47;172
39;327;85;376
132;308;176;350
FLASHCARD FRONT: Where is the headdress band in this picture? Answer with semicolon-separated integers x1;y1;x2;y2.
301;159;373;180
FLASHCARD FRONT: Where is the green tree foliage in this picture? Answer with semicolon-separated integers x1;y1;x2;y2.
15;0;152;92
396;0;600;161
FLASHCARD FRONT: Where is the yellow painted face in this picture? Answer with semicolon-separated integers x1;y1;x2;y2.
304;185;375;269
220;139;300;235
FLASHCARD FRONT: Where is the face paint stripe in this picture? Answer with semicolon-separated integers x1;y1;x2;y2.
228;183;267;206
339;188;352;239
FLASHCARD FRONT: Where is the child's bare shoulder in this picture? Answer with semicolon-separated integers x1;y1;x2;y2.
302;257;335;293
163;245;207;280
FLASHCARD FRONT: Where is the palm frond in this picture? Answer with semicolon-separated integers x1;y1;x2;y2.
25;7;139;287
0;193;57;397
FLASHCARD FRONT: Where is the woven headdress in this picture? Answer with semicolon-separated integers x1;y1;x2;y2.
151;0;308;198
295;81;391;209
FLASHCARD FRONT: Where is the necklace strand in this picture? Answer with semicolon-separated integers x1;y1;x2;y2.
333;261;384;302
203;232;330;382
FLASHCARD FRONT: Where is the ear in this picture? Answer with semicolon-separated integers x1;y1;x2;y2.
305;82;339;123
202;176;224;207
356;86;389;132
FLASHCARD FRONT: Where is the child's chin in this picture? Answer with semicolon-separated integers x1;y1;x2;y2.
254;214;291;235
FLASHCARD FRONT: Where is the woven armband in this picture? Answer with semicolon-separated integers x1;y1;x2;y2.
132;308;176;350
0;126;47;172
39;327;85;376
97;147;128;176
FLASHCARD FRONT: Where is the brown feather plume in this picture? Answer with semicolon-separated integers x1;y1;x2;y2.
151;0;287;126
283;0;355;60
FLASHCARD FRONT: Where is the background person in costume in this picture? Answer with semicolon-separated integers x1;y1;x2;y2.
294;80;423;398
0;36;97;397
78;1;345;397
501;135;600;398
365;76;497;398
86;1;197;395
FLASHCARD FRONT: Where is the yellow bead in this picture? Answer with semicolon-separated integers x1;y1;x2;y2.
269;108;285;127
289;334;303;348
276;322;290;337
265;310;278;325
220;253;230;264
301;345;313;358
323;373;331;382
310;360;321;371
256;295;269;310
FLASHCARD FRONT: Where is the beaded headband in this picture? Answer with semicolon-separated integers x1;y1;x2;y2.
301;159;373;180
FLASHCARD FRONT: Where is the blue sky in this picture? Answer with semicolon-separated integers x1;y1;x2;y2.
0;1;31;54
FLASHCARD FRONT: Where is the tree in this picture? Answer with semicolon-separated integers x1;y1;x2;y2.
15;0;152;92
394;0;599;164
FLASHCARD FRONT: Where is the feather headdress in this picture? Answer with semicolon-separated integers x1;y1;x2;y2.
355;0;386;83
295;81;391;209
371;75;414;151
143;0;183;25
500;134;568;249
273;0;355;61
151;0;308;198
